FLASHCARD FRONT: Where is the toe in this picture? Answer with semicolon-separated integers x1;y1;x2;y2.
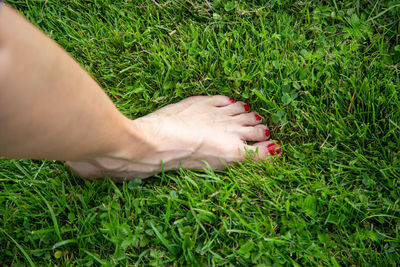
243;140;282;159
210;95;233;107
232;112;263;126
179;95;208;104
237;125;269;141
220;101;251;115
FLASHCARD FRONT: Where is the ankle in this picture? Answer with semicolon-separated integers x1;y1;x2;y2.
88;118;156;168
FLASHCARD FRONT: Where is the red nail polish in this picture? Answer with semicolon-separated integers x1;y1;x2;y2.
244;104;250;111
229;98;235;103
267;142;282;155
255;114;262;121
265;129;270;136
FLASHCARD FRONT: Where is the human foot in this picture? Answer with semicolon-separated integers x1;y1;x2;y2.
67;95;282;181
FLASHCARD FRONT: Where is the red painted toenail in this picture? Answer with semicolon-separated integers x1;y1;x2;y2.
255;114;262;121
265;129;270;136
229;98;235;103
244;104;250;111
267;142;282;155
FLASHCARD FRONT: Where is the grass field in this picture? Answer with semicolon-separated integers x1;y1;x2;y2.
1;0;399;265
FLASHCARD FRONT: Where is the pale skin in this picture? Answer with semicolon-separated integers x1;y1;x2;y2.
0;4;282;182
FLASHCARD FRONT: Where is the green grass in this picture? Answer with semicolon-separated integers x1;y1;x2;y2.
1;0;399;265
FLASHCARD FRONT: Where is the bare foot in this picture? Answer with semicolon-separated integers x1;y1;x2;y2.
67;95;282;181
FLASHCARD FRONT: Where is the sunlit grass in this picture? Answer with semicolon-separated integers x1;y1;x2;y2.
1;0;399;265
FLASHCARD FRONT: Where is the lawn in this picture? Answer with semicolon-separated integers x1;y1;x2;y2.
1;0;399;265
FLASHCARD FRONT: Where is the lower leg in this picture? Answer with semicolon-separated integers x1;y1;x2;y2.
0;4;142;161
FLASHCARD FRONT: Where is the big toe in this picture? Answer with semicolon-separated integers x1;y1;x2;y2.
244;140;282;159
180;95;233;107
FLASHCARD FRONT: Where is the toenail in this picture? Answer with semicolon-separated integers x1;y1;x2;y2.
255;114;262;121
244;104;250;111
229;98;235;103
265;129;270;137
267;142;282;155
